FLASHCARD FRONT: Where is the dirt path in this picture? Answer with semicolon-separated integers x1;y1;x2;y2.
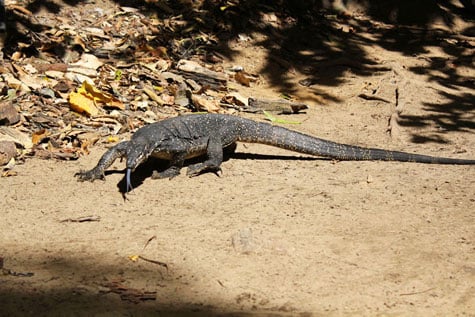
1;1;475;316
2;110;474;315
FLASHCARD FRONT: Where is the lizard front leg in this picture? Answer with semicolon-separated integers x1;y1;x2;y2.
75;141;129;182
151;152;186;179
186;135;223;177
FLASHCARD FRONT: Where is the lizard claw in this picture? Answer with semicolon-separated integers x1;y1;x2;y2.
151;166;181;179
213;167;222;177
75;169;105;182
186;163;222;177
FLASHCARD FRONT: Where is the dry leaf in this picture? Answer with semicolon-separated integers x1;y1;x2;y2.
191;94;220;112
3;73;30;92
107;136;119;143
70;53;103;70
234;71;251;87
82;81;124;109
69;89;99;116
2;169;17;177
223;92;248;107
0;141;17;166
0;127;33;149
0;101;21;125
32;129;50;145
143;86;165;105
69;81;124;116
128;255;139;262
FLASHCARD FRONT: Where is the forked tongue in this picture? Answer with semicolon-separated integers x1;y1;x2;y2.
126;168;133;193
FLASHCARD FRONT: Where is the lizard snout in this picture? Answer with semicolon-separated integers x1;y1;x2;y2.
126;142;150;170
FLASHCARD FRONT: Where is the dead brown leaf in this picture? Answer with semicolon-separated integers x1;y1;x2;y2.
32;129;50;145
191;94;220;112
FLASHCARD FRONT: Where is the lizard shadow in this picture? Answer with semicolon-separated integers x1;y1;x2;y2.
108;152;326;194
229;152;326;162
107;158;169;194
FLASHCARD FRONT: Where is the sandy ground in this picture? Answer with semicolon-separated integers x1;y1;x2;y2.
1;1;475;316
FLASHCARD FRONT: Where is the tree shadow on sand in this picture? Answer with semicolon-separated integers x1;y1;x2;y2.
1;0;474;140
0;251;281;316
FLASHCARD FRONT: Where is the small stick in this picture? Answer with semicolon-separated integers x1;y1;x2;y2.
60;215;101;223
399;287;436;296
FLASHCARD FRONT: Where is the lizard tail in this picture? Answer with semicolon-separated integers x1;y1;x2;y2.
236;120;475;164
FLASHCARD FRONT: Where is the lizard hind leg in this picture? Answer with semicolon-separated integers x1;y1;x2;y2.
223;142;238;156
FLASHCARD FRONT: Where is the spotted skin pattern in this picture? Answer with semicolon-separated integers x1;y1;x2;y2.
75;114;475;192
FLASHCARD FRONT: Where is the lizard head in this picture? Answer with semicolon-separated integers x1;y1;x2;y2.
125;137;154;171
124;138;155;193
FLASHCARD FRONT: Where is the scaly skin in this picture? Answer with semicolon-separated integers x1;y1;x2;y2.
75;114;475;192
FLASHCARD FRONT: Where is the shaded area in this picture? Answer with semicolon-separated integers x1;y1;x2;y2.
2;0;474;78
399;91;475;143
1;0;473;141
1;1;474;129
0;253;289;316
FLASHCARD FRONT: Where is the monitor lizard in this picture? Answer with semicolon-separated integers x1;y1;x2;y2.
75;113;475;192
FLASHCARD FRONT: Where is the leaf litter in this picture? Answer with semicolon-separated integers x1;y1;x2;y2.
0;0;310;172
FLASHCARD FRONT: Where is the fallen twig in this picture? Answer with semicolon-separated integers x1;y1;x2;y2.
138;255;169;271
399;287;436;296
60;215;101;223
102;279;157;303
358;93;391;103
142;235;157;251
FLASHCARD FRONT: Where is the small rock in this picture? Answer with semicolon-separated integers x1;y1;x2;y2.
0;141;16;166
38;88;56;98
0;102;21;125
230;65;244;72
231;228;256;254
